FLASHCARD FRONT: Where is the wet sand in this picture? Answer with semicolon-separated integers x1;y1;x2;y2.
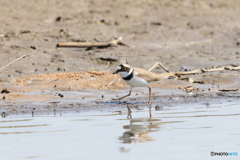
1;0;240;115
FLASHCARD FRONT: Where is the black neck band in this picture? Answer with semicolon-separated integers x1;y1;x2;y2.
122;70;134;80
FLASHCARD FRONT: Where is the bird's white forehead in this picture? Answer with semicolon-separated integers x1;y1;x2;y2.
117;66;121;70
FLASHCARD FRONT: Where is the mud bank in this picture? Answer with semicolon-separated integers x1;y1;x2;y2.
1;0;240;116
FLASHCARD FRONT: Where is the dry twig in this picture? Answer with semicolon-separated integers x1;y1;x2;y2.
148;62;240;84
218;89;239;92
160;66;240;77
56;37;123;48
148;62;170;72
0;55;28;71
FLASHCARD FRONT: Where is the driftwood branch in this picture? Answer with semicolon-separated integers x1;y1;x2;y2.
0;55;28;71
174;69;202;76
225;66;240;71
166;65;240;77
149;63;240;82
56;37;123;48
218;89;239;92
148;62;170;72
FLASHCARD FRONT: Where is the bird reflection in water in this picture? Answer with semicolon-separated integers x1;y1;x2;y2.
119;106;162;143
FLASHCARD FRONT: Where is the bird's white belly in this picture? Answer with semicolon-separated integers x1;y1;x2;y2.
124;76;149;87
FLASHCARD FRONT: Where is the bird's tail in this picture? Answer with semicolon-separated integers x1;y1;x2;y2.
158;73;177;80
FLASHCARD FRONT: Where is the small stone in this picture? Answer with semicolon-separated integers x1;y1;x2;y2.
55;16;62;22
1;89;10;94
30;46;36;50
58;93;64;98
155;106;160;110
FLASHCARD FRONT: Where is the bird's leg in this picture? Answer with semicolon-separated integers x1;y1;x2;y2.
112;87;132;101
127;105;132;119
148;106;152;118
147;86;152;104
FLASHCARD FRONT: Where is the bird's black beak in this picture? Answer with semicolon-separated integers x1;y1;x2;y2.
113;70;118;74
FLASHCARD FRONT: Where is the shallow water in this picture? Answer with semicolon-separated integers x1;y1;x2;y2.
1;101;240;160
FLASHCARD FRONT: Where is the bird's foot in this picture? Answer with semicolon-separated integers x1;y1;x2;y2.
147;101;152;104
112;98;121;101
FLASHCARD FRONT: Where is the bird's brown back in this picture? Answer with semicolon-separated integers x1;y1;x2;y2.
134;67;170;83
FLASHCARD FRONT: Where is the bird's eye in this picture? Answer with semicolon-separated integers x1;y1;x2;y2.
122;67;127;71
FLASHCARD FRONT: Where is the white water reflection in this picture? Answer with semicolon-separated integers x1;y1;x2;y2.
119;117;162;143
0;101;239;160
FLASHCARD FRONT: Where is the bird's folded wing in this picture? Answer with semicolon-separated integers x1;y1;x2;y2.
134;67;171;82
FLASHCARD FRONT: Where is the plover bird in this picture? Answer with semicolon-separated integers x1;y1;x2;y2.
113;64;171;104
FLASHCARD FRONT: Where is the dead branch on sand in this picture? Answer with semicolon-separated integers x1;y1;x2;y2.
218;88;239;92
148;62;170;72
174;65;240;76
0;55;28;71
149;63;240;77
56;37;124;49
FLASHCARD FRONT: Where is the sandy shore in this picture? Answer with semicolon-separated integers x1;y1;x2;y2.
1;0;240;115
